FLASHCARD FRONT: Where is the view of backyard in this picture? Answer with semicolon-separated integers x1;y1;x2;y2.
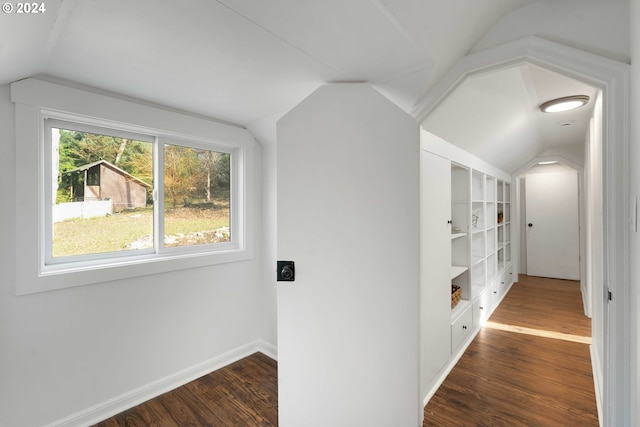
52;197;230;257
51;125;232;258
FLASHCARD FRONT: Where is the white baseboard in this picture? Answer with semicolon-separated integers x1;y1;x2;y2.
590;344;603;427
422;323;482;406
257;339;278;360
46;340;276;427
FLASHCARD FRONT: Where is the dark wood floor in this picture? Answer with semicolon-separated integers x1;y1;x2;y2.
93;352;277;427
95;275;597;427
424;275;598;426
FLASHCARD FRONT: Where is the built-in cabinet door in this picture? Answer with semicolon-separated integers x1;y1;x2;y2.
420;150;452;397
473;288;490;327
451;305;473;351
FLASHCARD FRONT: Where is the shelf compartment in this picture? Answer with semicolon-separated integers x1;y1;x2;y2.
472;170;484;201
487;253;497;279
486;202;496;228
487;227;496;253
486;176;496;201
471;260;486;287
451;232;467;240
451;265;468;280
471;201;484;232
497;248;505;271
471;231;485;259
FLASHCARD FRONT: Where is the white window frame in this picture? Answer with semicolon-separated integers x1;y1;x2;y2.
12;78;254;295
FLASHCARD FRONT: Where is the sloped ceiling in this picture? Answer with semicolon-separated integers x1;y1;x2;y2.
0;0;534;123
0;0;610;173
421;63;597;173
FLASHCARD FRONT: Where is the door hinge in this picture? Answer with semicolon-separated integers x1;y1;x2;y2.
608;290;613;301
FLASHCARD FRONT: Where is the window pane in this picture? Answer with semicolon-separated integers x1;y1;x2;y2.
52;127;153;257
163;144;231;247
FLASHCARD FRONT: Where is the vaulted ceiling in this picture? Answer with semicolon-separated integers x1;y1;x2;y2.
0;0;628;173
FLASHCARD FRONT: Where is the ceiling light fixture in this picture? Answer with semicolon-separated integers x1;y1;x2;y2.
539;95;590;113
538;161;558;165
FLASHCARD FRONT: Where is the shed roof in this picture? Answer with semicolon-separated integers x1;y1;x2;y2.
64;160;152;188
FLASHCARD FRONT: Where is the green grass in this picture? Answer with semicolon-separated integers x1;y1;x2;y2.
52;203;230;257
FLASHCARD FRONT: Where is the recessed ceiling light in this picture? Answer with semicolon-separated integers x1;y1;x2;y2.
538;161;558;165
540;95;590;113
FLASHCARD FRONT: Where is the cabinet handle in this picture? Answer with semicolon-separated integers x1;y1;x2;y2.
462;325;467;330
447;220;452;224
479;306;484;310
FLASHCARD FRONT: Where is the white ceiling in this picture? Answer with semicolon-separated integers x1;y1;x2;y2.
0;0;604;173
422;63;597;172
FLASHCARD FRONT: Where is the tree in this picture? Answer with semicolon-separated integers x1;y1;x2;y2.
164;145;200;208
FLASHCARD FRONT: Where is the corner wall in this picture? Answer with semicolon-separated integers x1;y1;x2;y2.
0;84;268;427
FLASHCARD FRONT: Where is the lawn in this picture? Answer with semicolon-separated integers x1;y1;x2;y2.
52;203;230;257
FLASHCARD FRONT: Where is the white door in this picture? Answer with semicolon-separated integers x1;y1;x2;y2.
419;150;452;396
276;85;420;426
525;168;580;280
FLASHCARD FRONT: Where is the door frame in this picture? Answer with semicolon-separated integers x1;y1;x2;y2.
514;156;586;311
412;36;630;426
522;162;582;281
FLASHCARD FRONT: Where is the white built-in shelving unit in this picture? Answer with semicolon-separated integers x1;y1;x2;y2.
419;132;514;405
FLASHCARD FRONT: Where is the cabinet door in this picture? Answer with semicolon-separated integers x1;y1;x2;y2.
451;305;473;351
420;150;452;397
473;288;490;327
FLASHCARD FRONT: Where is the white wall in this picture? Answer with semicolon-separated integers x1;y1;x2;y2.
0;84;270;427
276;84;420;426
247;118;279;351
629;1;640;425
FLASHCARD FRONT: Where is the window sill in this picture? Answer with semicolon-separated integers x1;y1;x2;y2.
16;247;253;296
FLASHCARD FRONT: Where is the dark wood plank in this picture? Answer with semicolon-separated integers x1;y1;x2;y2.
93;352;278;427
424;275;599;426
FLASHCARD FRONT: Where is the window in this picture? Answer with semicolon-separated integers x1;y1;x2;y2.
13;78;254;295
162;143;231;248
47;121;155;260
46;120;234;264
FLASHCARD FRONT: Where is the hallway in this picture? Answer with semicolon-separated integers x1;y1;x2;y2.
423;275;598;426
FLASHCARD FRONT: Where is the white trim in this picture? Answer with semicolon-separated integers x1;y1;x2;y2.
592;344;604;427
422;325;479;407
413;36;629;426
43;341;274;427
12;78;256;295
257;339;278;361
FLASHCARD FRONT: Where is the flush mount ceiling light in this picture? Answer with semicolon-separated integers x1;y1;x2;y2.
539;95;590;113
538;161;558;165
